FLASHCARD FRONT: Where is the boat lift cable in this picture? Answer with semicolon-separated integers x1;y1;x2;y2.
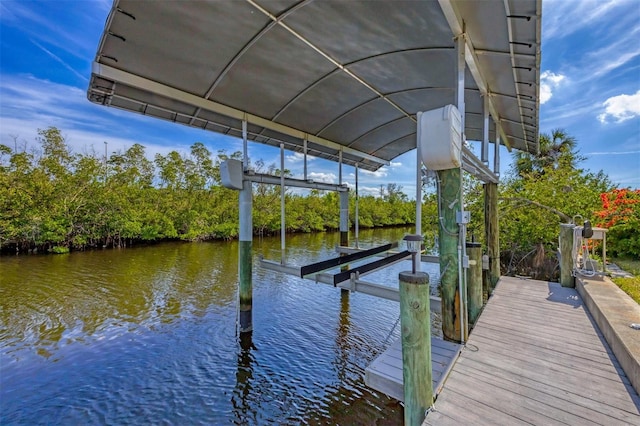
383;314;402;346
355;163;359;248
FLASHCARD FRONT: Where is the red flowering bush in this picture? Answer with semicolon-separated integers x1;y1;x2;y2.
595;189;640;258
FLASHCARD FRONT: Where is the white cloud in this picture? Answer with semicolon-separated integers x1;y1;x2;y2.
343;182;381;197
597;90;640;123
0;1;108;61
286;151;317;163
306;172;336;183
607;168;640;188
359;167;388;178
30;39;89;83
543;0;626;41
0;74;239;161
584;25;640;79
586;150;640;156
539;71;566;104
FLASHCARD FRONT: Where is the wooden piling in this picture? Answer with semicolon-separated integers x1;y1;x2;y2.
559;223;575;288
437;168;462;343
466;242;482;327
482;254;489;303
484;182;500;294
238;179;253;333
399;271;433;426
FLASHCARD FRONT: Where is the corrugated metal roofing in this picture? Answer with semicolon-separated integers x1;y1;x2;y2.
88;0;541;172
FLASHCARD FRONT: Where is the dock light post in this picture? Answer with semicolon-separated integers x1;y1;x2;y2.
404;234;423;274
400;234;432;425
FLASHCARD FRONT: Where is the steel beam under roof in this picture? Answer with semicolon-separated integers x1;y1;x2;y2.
88;0;541;173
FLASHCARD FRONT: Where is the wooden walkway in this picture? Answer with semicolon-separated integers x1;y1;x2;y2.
424;276;640;425
365;337;462;401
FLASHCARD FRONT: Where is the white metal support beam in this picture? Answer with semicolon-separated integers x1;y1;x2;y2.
415;127;422;273
245;172;349;192
494;132;501;175
482;95;490;164
303;138;308;180
355;164;359;248
280;143;286;263
339;149;343;185
462;146;499;184
259;257;442;312
456;34;466;136
242;119;248;170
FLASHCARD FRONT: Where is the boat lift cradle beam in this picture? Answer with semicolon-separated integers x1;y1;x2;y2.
300;242;398;277
260;255;442;314
336;246;440;265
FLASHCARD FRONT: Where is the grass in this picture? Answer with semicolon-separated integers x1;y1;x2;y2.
610;257;640;304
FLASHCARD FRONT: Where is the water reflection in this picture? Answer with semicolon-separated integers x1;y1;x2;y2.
0;242;239;361
233;332;256;425
1;228;430;424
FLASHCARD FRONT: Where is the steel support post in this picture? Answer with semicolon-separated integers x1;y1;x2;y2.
415;123;423;273
238;179;253;333
482;95;489;164
239;119;252;334
354;164;359;248
339;191;349;247
280;143;285;262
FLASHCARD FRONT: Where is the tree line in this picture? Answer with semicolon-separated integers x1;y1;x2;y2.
0;127;415;254
468;129;618;278
3;127;636;276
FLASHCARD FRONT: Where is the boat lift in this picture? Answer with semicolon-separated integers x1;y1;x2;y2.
221;140;442;312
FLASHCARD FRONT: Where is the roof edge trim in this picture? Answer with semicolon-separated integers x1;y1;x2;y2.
90;62;389;167
437;0;514;151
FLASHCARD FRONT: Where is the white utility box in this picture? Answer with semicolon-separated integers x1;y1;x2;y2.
419;104;462;170
220;159;244;190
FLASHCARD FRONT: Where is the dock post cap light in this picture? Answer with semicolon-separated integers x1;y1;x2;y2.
403;234;423;273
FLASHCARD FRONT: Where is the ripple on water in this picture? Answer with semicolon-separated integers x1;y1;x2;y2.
1;233;420;424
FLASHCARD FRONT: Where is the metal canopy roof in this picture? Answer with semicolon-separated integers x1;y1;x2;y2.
88;0;541;172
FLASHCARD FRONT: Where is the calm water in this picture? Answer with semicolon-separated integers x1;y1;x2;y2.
0;228;440;425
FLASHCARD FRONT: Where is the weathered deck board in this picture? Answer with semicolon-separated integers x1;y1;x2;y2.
364;337;462;402
424;276;640;425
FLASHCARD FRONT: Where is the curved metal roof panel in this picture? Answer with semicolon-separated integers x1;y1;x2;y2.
89;0;541;172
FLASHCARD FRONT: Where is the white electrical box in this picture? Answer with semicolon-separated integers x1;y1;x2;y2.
220;159;244;190
419;104;462;170
456;211;471;224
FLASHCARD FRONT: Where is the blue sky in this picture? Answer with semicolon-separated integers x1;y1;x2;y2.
1;0;639;197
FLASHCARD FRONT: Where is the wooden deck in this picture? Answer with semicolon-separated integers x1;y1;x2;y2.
424;276;640;425
365;337;462;402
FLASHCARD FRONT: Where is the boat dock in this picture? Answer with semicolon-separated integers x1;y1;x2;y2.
423;276;640;424
366;275;640;424
365;337;462;402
